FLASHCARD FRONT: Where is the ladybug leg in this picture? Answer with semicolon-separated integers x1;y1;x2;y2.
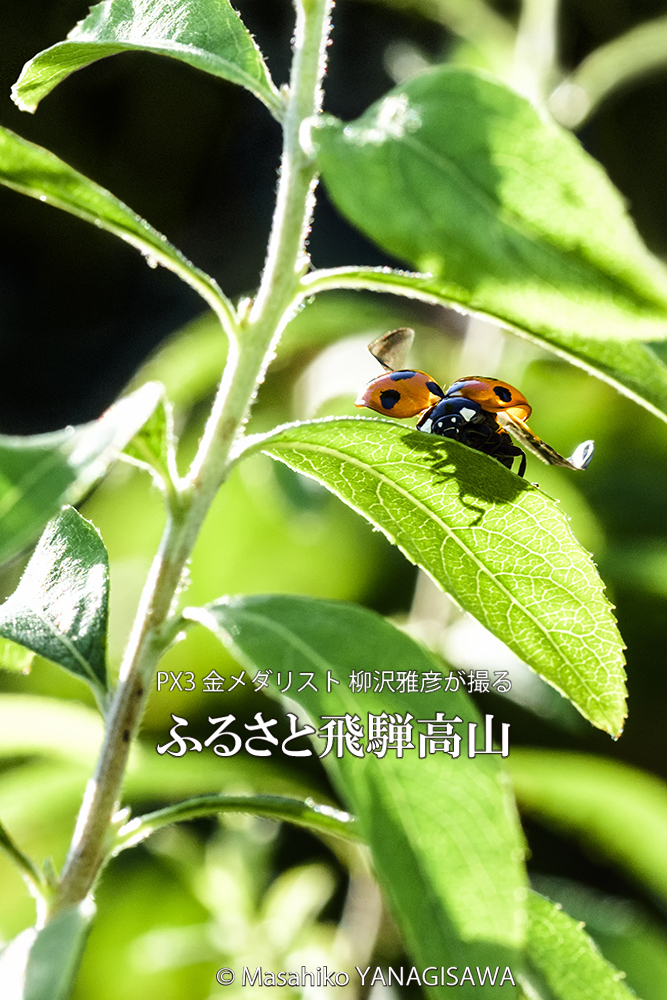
487;434;526;477
501;444;526;477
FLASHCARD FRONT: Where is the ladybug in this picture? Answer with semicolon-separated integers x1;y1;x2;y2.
355;328;594;477
416;396;529;476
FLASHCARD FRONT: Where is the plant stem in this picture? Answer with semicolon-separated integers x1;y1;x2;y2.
188;0;332;490
549;14;667;129
51;0;332;917
512;0;561;106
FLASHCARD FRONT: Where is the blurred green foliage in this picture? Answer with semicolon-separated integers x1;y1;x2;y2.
4;282;667;996
3;0;667;998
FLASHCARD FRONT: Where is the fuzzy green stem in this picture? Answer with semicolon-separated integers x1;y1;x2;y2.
51;0;332;917
188;0;332;491
112;794;360;856
300;264;447;303
512;0;561;106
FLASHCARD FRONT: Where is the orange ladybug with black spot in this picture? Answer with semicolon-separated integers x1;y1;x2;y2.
356;328;594;477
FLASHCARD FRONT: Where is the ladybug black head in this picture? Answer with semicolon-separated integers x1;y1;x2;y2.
418;397;484;436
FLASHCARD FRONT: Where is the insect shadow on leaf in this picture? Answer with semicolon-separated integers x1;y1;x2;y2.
398;428;529;524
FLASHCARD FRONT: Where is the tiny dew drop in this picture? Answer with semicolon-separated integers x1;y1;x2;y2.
38;194;47;202
140;250;159;269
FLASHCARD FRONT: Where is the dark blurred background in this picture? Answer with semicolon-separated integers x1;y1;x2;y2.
3;2;667;997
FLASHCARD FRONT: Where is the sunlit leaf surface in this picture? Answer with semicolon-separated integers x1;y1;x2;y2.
0;508;109;697
0;382;160;566
12;0;281;118
313;68;667;342
244;416;627;735
187;593;528;980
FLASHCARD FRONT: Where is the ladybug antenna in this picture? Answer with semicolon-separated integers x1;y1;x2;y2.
368;327;415;372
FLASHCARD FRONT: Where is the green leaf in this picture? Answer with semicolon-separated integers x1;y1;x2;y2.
113;793;361;857
242;417;626;736
0;381;160;566
0;900;95;1000
312;67;667;343
12;0;281;119
0;127;229;319
186;593;529;982
510;750;667;908
0;507;109;698
527;892;636;999
122;394;176;492
546;336;667;425
302;268;667;427
531;876;667;1000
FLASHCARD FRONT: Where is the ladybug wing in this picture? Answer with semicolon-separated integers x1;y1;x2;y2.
446;376;532;422
368;327;415;372
497;411;594;470
356;370;444;418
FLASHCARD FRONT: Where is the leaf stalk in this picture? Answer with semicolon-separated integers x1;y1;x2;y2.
111;794;360;856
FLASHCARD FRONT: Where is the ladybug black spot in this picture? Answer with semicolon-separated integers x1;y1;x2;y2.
426;380;445;398
379;388;401;409
493;385;512;402
389;370;416;381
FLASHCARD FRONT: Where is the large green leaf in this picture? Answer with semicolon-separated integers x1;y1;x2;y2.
12;0;281;119
302;267;667;426
0;382;160;566
0;901;94;1000
527;892;637;1000
312;67;667;342
0;127;226;316
241;417;626;736
186;594;527;997
0;507;109;698
511;750;667;908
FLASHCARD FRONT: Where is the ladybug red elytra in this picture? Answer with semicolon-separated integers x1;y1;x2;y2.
355;328;594;477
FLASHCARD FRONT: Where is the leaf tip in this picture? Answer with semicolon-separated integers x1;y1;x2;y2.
10;81;36;114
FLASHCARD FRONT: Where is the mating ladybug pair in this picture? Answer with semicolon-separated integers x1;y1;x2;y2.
355;328;594;478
